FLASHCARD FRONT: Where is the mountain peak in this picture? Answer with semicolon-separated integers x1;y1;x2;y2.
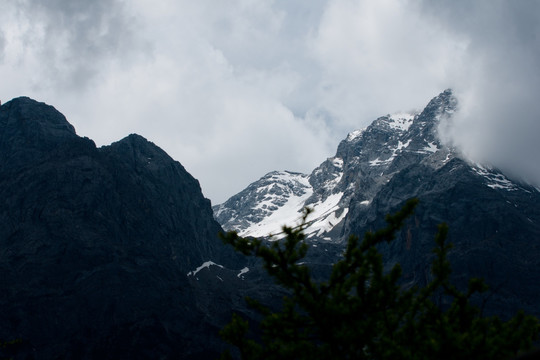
0;97;237;358
114;133;157;149
0;97;90;173
370;111;418;134
0;97;76;140
215;90;462;241
419;88;456;120
105;133;180;168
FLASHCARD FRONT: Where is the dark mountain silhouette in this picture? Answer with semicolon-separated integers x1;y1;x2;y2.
1;93;539;358
0;97;246;359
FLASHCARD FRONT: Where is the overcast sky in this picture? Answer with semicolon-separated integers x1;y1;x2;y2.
1;0;539;203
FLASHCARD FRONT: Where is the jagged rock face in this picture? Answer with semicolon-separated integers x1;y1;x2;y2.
214;171;311;237
215;89;459;240
0;97;239;359
349;157;540;318
214;89;540;318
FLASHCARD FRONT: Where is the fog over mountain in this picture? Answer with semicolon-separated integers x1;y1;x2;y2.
1;1;539;202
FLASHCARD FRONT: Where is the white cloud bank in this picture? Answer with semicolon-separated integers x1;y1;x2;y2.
1;0;539;202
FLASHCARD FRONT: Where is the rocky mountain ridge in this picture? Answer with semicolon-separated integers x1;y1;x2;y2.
1;93;539;358
215;90;453;237
214;89;540;319
0;97;247;359
215;90;537;241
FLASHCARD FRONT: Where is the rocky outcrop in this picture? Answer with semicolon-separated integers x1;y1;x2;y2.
213;171;312;237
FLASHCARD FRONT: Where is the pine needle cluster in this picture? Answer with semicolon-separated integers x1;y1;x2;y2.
220;199;539;360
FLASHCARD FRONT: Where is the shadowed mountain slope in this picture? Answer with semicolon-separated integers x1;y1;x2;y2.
0;97;244;359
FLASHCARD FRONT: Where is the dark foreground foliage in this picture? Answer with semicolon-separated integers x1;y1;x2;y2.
0;338;23;360
220;199;539;360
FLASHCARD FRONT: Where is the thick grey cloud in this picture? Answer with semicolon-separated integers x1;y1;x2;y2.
422;0;540;184
0;32;4;62
4;0;145;90
307;0;466;129
1;0;539;202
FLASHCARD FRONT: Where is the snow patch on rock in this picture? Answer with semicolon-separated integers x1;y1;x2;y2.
187;261;224;277
388;112;415;132
472;166;519;191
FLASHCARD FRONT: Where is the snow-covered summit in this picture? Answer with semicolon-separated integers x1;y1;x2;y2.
213;89;532;242
388;112;416;131
346;129;365;141
214;91;456;240
213;171;311;237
